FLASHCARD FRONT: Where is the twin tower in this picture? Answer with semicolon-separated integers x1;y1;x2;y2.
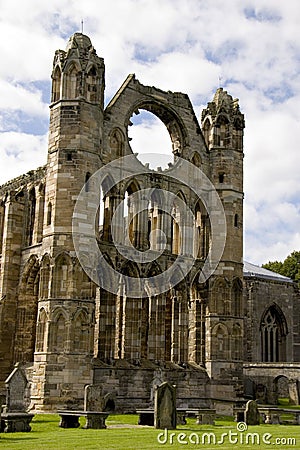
0;33;245;411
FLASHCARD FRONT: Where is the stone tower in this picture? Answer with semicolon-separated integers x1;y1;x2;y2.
31;33;105;410
201;88;245;399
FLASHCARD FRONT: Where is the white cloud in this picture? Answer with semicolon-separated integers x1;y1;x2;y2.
0;0;299;266
0;132;47;185
0;80;48;117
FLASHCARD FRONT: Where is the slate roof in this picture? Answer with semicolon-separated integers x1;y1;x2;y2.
243;261;293;283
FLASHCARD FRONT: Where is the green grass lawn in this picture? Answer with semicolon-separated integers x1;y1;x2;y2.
0;414;300;450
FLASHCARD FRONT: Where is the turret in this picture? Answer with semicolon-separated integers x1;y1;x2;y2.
201;87;244;152
201;87;245;259
45;33;104;244
51;33;105;106
200;88;245;399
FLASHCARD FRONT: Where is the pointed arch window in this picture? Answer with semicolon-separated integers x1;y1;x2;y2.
232;323;242;360
47;202;52;226
85;172;91;192
109;128;124;158
36;309;47;352
232;278;243;316
212;323;229;359
202;119;211;147
215;115;230;147
123;180;140;248
234;213;239;228
194;201;210;259
148;189;164;251
212;278;228;315
191;153;201;168
86;66;98;102
0;201;5;254
40;255;50;299
52;313;67;352
26;188;36;246
65;64;78;99
261;305;288;362
171;193;186;255
73;311;89;352
52;66;61;102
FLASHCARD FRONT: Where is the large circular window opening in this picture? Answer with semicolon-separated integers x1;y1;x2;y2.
128;110;174;171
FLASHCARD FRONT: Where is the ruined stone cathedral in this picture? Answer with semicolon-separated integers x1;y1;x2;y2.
0;33;299;413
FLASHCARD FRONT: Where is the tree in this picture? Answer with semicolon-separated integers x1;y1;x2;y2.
262;251;300;286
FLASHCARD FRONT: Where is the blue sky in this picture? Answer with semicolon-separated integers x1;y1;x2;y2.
0;0;299;265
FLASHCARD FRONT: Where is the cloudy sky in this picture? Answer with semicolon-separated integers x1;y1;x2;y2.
0;0;299;266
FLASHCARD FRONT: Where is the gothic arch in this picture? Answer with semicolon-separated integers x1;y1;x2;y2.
123;178;141;196
113;261;143;361
72;309;90;353
35;183;45;242
232;323;242;360
148;189;165;251
194;199;210;259
46;201;52;226
211;277;229;315
232;278;243;316
123;179;142;248
0;200;5;254
189;275;208;365
26;187;36;246
63;61;81;99
211;323;229;360
126;99;189;157
260;303;288;362
214;114;230;147
171;191;186;255
51;306;69;322
52;65;61;102
100;174;118;242
85;172;91;192
14;255;40;363
39;254;51;299
109;128;125;157
73;260;96;300
86;65;98;102
36;308;48;352
50;309;68;353
202;117;212;147
168;279;189;363
191;152;202;167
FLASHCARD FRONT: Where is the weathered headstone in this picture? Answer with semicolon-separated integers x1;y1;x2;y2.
245;399;260;425
1;363;34;432
154;382;176;429
288;379;300;405
4;363;28;413
84;384;115;412
84;385;105;411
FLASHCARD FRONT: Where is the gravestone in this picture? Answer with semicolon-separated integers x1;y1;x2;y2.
154;382;176;429
84;384;115;412
245;400;260;425
84;385;105;411
1;363;34;432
